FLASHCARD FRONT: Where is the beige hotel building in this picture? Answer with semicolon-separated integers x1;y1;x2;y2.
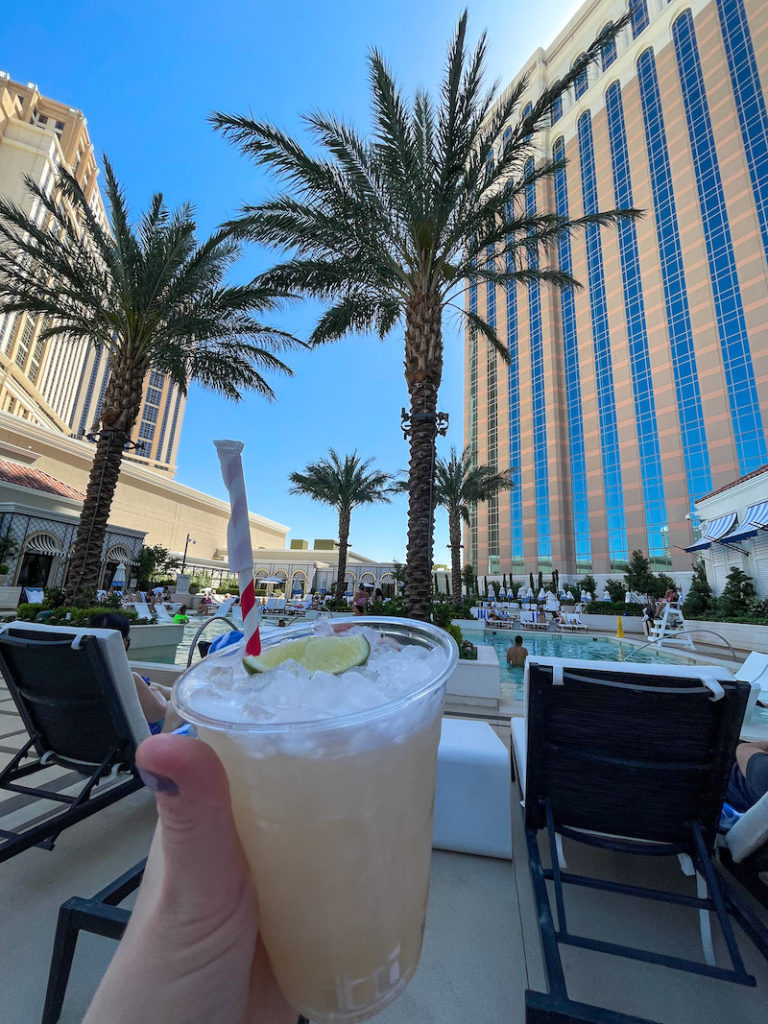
466;0;768;586
0;73;184;474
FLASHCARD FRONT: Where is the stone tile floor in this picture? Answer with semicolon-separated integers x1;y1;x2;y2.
2;681;768;1024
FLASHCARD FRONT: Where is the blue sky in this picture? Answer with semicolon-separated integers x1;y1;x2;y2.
5;0;582;562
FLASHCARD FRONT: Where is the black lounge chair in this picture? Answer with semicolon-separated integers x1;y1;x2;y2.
513;657;768;1024
0;621;148;863
41;856;307;1023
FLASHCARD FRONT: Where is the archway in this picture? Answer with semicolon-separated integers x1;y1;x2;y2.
16;533;62;589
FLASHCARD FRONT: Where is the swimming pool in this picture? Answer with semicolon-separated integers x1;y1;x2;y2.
462;628;701;704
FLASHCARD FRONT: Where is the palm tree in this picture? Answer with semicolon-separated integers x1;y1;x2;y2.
212;10;637;620
0;160;297;603
289;450;395;602
436;447;513;608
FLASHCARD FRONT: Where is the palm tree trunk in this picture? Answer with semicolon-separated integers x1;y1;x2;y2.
64;428;129;603
64;361;145;604
335;506;351;603
404;292;443;621
449;510;463;609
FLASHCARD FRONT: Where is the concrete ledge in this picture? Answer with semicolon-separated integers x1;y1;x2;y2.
128;622;184;650
447;644;500;702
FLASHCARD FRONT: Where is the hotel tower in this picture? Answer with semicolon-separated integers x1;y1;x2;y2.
0;73;184;473
465;0;768;584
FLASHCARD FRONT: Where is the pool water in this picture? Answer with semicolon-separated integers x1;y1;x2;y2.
462;628;701;704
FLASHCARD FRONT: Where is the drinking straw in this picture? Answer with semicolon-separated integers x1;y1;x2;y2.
214;440;261;656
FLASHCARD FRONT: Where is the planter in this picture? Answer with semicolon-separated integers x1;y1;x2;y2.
0;586;22;613
446;644;500;705
0;575;9;587
128;622;184;663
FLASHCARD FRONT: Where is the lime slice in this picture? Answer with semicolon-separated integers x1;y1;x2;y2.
243;633;370;676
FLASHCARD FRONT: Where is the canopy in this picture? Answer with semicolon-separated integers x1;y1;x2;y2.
684;511;737;552
111;562;127;585
719;501;768;545
260;576;284;584
25;534;66;556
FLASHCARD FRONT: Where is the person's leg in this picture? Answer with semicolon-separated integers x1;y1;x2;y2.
132;672;168;725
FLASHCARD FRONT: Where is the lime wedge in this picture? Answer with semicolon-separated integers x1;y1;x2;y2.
243;633;370;675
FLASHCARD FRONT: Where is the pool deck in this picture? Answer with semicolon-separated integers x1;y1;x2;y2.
3;666;768;1023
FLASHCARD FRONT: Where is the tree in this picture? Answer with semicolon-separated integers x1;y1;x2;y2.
623;550;658;597
434;446;512;608
211;12;637;620
681;561;713;618
604;578;626;603
0;161;296;603
461;563;475;600
289;450;396;602
715;566;757;619
135;545;180;590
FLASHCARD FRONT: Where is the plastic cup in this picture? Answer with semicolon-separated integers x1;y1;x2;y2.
173;616;458;1023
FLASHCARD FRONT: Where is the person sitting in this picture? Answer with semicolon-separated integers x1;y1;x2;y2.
642;598;656;637
506;635;529;667
89;613;183;733
353;585;369;616
174;604;189;623
311;593;322;610
726;741;768;813
373;587;384;604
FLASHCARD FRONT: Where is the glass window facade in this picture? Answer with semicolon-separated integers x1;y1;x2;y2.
553;137;591;570
468;273;479;566
672;10;766;473
601;23;617;70
485;248;499;570
577;113;627;565
631;0;649;38
526;159;551;565
605;82;670;564
716;0;768;263
636;47;712;503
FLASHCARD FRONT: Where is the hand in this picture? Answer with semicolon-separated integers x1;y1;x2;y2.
84;735;296;1024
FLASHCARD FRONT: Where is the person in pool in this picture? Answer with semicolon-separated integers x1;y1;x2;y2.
173;605;189;623
506;635;529;667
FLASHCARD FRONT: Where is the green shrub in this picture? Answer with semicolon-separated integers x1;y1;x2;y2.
605;578;627;603
714;566;758;619
16;602;43;621
584;601;642;616
682;562;714;617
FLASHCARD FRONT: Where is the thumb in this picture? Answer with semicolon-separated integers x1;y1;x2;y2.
136;734;253;920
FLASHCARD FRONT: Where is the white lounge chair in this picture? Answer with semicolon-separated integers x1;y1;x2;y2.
561;612;587;631
153;603;175;623
520;610;547;630
132;601;153;621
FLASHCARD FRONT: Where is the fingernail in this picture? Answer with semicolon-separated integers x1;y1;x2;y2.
138;767;179;795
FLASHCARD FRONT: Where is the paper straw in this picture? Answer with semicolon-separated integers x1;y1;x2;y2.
214;440;261;657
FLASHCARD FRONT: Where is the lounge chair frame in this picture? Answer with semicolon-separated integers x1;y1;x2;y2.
0;624;146;863
40;855;307;1023
522;659;768;1022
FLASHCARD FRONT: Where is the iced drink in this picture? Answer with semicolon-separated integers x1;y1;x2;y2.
173;617;458;1023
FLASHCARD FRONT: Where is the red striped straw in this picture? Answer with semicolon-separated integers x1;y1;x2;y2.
214;440;261;656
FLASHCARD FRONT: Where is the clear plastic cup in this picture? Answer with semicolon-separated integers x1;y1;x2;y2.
173;616;458;1023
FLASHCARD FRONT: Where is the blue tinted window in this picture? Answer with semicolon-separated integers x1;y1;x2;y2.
578;113;628;563
605;82;670;560
636;48;712;504
601;23;617;70
573;55;588;99
525;158;551;564
632;1;649;38
553;137;591;569
716;0;768;273
673;11;767;472
551;94;563;125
